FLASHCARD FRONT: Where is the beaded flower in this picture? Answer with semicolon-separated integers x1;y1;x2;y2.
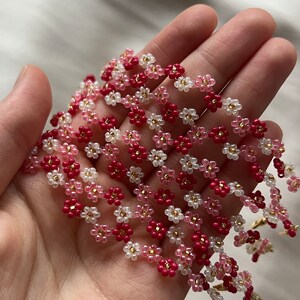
22;49;299;300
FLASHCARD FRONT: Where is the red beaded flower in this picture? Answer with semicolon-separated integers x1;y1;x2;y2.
209;178;230;197
212;216;232;235
104;187;125;206
208;126;229;144
161;102;179;123
203;91;222;112
164;63;185;79
75;126;93;143
62;158;81;179
128;107;147;127
112;223;133;242
146;220;167;240
157;258;178;277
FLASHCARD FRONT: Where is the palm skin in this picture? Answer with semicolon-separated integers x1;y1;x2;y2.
0;5;296;300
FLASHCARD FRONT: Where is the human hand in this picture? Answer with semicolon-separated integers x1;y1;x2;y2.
0;5;296;300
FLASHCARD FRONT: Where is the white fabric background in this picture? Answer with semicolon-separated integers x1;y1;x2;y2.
0;1;299;299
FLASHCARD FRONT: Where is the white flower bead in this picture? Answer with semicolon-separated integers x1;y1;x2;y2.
84;142;102;159
179;108;199;126
127;166;144;184
222;97;242;116
164;206;184;224
222;143;240;160
114;206;133;223
135;86;151;104
105;91;122;106
43;138;59;154
79;98;96;112
284;163;296;177
258;138;273;155
148;149;167;167
80;167;98;183
209;236;224;253
180;154;199;174
166;226;185;245
58;112;72;126
174;76;194;92
230;214;246;232
123;241;141;261
47;170;65;188
264;172;276;188
80;206;100;224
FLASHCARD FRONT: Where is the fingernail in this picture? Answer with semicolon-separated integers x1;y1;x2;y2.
14;65;29;88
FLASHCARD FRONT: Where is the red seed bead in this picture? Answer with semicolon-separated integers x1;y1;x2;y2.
250;162;265;183
208;126;229;144
128;142;148;163
40;155;61;172
173;136;193;154
68;98;80;116
62;158;80;179
176;172;197;190
203;91;222;113
101;66;113;81
161;102;179;123
63;198;83;218
129;73;147;88
99;115;118;130
123;56;139;70
246;230;260;244
154;188;175;205
104;187;125;206
248;190;266;209
128;107;147;127
212;216;232;235
164;63;185;79
146;220;167;240
192;232;210;253
157;258;178;277
84;74;96;82
107;160;127;181
195;252;211;266
50;112;64;127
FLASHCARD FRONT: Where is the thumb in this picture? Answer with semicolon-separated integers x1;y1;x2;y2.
0;65;52;195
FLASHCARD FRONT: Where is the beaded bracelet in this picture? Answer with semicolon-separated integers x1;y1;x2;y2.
23;49;299;300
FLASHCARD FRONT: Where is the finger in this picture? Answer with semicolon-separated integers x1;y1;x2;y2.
161;122;282;257
145;38;296;220
101;8;277;187
0;65;52;196
70;4;218;145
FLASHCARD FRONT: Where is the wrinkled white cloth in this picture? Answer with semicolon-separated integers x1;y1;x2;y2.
0;1;299;299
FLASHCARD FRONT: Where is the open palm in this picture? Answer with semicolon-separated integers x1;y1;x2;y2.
0;5;296;300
